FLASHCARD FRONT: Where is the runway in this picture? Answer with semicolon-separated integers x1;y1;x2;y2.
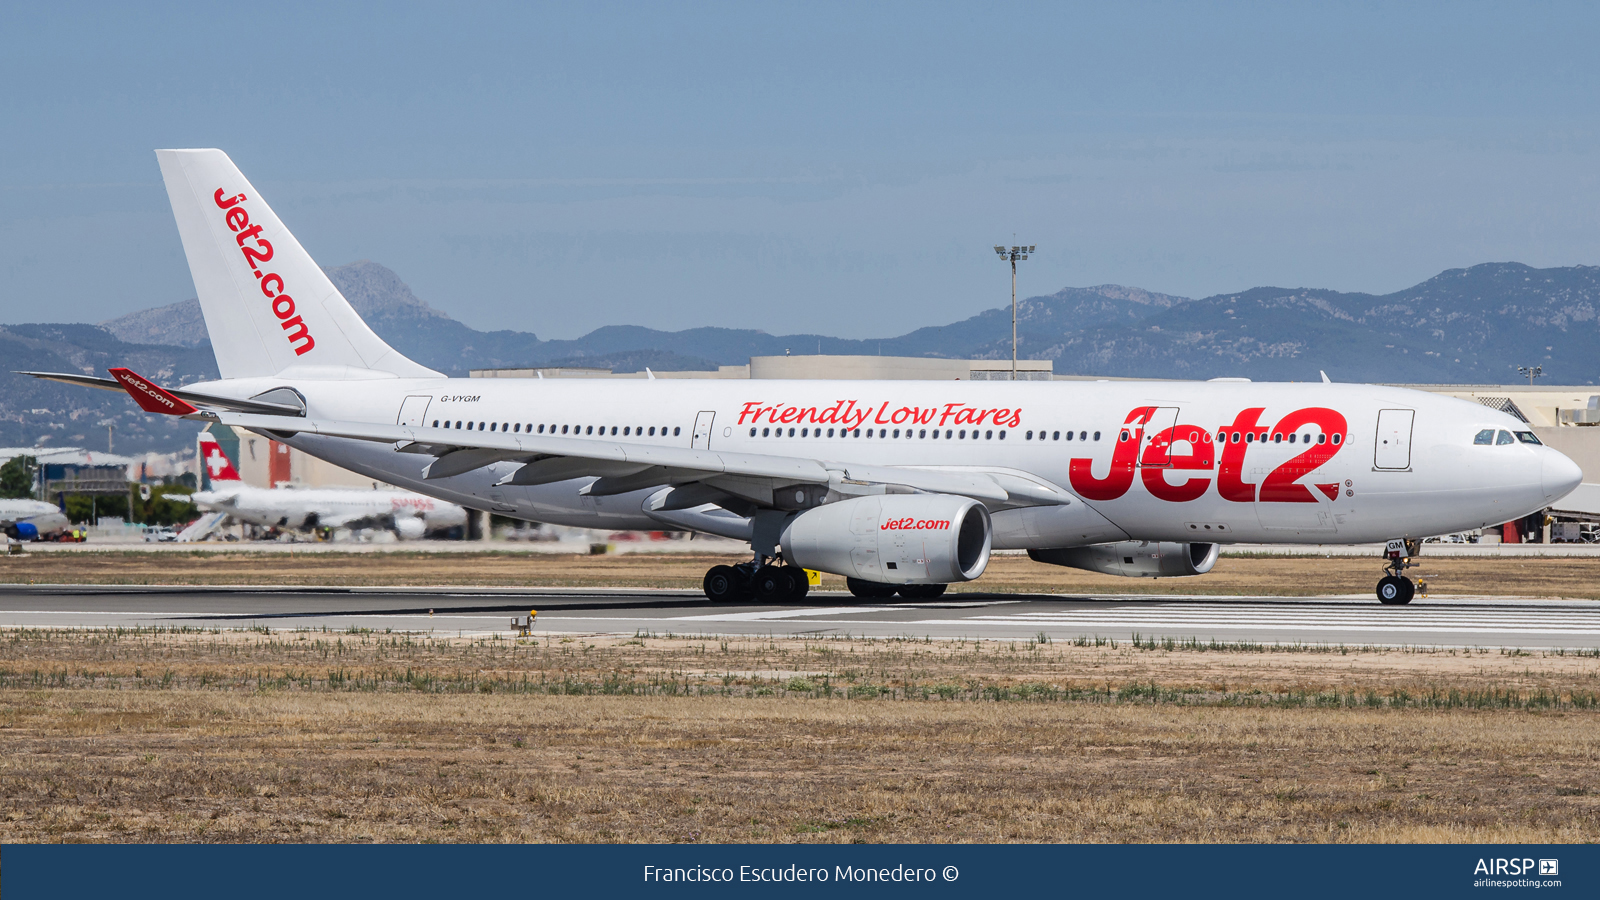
2;585;1598;649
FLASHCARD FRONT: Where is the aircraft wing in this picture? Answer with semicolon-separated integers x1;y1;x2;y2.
211;411;1070;510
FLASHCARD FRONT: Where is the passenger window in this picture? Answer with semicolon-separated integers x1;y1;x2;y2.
1092;432;1100;441
1515;431;1542;445
674;427;681;436
1497;430;1514;445
1056;431;1063;441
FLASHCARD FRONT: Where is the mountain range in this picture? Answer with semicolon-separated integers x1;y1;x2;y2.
3;259;1595;454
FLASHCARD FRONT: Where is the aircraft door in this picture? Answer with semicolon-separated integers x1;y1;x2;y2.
397;395;433;427
692;411;716;449
1138;407;1181;466
1374;409;1415;470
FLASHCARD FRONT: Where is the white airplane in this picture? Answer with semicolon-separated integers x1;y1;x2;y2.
1;499;70;542
190;432;467;539
25;149;1585;605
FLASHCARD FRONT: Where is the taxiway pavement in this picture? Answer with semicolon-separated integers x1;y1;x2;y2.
1;586;1597;649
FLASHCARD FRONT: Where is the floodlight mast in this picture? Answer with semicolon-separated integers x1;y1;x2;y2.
994;244;1035;380
1518;365;1544;387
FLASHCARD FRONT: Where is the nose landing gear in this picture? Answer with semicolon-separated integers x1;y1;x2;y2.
1376;538;1420;605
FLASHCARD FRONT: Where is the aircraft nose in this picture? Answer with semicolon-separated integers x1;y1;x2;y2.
1542;449;1584;502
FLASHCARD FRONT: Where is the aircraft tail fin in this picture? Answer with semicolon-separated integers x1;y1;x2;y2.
154;149;440;381
198;431;244;484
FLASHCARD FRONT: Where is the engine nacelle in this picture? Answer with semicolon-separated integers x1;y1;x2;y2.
1029;541;1219;578
392;516;427;540
780;494;991;584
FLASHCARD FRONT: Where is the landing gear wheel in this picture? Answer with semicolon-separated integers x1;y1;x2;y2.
703;565;746;602
897;583;948;600
846;577;897;600
1377;575;1414;605
784;567;810;602
752;566;799;602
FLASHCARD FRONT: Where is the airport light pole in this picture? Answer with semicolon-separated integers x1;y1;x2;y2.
1517;365;1543;387
994;244;1035;380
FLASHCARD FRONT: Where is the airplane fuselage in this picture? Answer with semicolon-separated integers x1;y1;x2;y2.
185;374;1576;547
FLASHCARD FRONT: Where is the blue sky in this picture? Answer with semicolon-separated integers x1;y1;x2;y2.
5;2;1600;339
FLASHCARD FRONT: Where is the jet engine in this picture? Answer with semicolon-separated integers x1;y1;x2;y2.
1028;541;1219;578
780;494;991;585
392;516;427;540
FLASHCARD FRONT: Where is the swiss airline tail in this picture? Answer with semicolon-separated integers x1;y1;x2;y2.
198;432;243;484
154;149;440;381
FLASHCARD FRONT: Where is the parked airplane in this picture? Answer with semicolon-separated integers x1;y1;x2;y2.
25;149;1585;604
0;499;70;542
190;432;466;539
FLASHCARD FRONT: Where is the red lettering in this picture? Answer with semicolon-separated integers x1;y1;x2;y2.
213;189;246;208
259;273;284;298
738;401;762;425
1260;408;1348;502
272;295;296;320
778;407;799;424
1069;407;1155;501
873;402;893;424
1140;425;1214;502
280;316;315;355
1217;408;1266;502
939;404;964;426
235;223;264;246
225;207;249;232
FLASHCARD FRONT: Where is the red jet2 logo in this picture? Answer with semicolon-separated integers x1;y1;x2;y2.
214;189;315;356
1069;406;1348;503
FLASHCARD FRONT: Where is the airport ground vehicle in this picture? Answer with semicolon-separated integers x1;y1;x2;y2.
28;150;1584;605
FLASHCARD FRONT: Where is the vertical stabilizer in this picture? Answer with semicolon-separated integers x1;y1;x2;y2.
198;431;243;486
155;149;440;380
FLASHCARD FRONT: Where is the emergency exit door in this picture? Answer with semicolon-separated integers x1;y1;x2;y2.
397;395;433;427
692;411;716;449
1374;409;1415;470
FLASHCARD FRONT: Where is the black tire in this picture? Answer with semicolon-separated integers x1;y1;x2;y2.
752;566;791;602
1377;575;1413;605
784;567;811;602
897;583;948;600
703;565;744;602
846;577;897;599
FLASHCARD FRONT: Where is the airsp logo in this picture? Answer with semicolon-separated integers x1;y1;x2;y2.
1539;859;1559;876
1474;858;1546;876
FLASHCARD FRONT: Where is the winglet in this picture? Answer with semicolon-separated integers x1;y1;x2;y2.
108;367;200;415
1320;370;1331;384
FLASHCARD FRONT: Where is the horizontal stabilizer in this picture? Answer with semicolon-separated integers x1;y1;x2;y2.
19;371;305;417
108;367;199;416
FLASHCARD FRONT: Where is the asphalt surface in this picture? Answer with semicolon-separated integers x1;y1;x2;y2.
1;586;1598;648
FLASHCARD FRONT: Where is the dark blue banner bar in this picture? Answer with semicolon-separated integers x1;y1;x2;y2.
5;844;1593;899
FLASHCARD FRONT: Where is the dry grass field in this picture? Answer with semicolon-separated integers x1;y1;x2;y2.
5;549;1600;599
0;628;1596;844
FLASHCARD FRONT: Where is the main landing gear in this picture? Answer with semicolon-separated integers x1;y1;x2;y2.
702;559;810;603
1376;538;1420;605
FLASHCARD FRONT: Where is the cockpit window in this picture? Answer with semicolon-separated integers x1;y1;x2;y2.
1515;431;1543;445
1496;430;1515;445
1474;429;1494;445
